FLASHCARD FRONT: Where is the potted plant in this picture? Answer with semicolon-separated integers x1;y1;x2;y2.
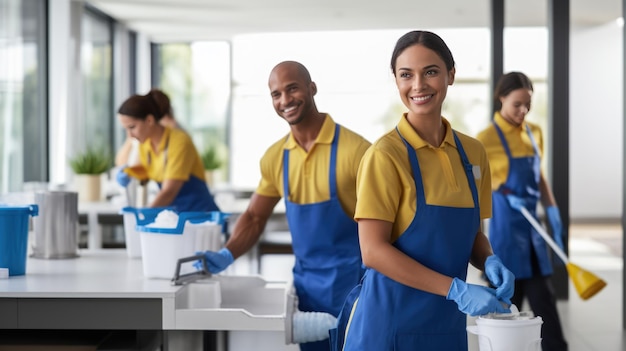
69;148;112;202
201;144;223;188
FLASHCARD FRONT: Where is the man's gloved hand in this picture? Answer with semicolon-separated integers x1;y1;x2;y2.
506;194;527;211
484;255;515;305
546;205;564;252
193;248;234;274
116;168;131;187
446;277;510;316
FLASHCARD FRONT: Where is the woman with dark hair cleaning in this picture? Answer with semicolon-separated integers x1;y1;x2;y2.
115;89;219;212
476;71;568;351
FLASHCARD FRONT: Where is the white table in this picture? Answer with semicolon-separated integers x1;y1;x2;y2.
0;249;290;350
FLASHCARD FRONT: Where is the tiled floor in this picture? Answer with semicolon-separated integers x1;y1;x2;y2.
229;223;624;351
554;224;624;351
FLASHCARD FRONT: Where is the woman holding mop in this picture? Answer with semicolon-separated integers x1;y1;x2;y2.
476;71;568;351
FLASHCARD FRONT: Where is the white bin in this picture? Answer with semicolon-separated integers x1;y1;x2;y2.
137;211;229;279
120;206;171;258
467;312;543;351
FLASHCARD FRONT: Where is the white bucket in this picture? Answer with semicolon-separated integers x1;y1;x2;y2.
467;314;543;351
137;211;228;279
120;206;171;259
193;222;223;253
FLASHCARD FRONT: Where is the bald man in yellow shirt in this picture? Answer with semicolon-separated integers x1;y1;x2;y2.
196;61;371;351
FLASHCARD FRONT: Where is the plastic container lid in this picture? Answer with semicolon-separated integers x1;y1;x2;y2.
0;204;39;216
481;310;535;321
137;211;229;235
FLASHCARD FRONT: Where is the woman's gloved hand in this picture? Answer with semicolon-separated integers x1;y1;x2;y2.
506;194;527;211
484;255;515;305
116;168;131;187
193;248;234;274
546;205;564;252
446;277;510;316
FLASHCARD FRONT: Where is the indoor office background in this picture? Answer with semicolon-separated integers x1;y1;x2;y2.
2;0;622;219
0;0;624;350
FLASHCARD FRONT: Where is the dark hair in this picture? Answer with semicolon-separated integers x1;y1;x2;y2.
390;30;455;74
117;89;172;121
149;88;174;118
494;72;534;111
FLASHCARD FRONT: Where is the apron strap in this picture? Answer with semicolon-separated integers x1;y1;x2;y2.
283;124;340;201
453;132;479;209
396;127;426;208
493;121;513;159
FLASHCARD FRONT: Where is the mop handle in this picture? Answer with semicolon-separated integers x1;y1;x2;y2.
519;206;569;264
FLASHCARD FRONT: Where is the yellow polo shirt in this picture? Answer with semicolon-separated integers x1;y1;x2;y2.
355;115;492;242
256;115;371;217
475;112;544;190
138;127;206;183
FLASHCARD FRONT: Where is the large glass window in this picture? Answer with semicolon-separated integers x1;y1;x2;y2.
502;27;549;170
229;29;493;189
80;8;113;159
0;0;47;192
153;41;231;184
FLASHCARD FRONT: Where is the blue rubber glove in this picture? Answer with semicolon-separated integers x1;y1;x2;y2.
506;194;527;211
484;255;515;305
546;205;564;252
116;168;131;187
446;277;510;316
194;248;234;274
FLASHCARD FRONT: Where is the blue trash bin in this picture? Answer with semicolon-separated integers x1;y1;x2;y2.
0;204;38;276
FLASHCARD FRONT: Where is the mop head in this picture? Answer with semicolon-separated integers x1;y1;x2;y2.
567;262;607;300
292;311;337;343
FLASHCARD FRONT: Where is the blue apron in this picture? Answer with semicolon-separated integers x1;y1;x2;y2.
151;136;219;213
341;129;480;351
283;125;363;351
489;122;552;279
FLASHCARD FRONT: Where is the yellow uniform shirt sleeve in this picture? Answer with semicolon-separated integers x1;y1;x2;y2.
139;127;206;183
476;112;544;190
355;116;492;242
256;115;371;217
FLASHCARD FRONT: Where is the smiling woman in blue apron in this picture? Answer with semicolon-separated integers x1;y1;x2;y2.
115;90;220;213
336;30;515;351
476;72;568;351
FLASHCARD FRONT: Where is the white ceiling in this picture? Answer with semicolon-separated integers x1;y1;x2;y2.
86;0;622;43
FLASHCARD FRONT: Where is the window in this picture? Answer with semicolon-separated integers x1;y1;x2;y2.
80;8;113;159
153;42;231;184
229;29;496;189
0;0;47;192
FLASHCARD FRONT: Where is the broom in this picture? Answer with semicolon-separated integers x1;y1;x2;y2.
518;206;607;300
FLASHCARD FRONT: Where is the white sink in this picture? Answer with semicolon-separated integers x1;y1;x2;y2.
174;275;290;331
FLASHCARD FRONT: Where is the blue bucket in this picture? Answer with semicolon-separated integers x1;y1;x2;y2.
0;204;38;276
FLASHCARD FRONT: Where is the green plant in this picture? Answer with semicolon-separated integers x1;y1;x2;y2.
201;145;222;171
69;148;111;175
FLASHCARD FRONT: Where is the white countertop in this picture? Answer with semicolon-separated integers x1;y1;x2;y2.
0;249;289;332
0;249;179;298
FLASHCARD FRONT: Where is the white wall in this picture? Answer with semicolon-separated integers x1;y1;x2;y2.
570;22;623;220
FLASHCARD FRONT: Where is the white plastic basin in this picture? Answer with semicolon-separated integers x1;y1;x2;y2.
175;275;288;331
